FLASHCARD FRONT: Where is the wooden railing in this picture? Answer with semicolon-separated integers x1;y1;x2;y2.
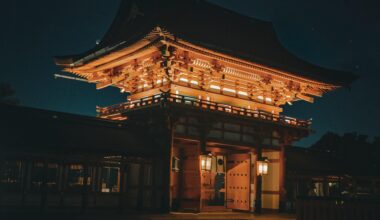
296;197;380;220
97;93;311;128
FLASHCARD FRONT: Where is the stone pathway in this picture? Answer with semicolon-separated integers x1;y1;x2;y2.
139;212;296;220
0;211;296;220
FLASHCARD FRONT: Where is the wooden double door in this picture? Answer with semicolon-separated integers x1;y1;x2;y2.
226;153;251;211
200;153;251;211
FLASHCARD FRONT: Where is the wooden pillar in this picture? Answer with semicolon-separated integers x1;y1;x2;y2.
40;161;48;212
323;177;329;197
21;160;30;207
118;162;126;212
94;165;102;205
177;148;185;211
158;96;176;213
279;144;286;212
255;145;263;214
59;164;67;207
161;129;173;212
163;129;173;212
89;166;97;206
137;162;145;210
81;164;89;213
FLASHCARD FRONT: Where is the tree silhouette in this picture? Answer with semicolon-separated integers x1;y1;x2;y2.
0;82;19;105
312;132;380;177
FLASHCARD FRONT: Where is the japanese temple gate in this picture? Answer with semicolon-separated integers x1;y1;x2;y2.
43;0;355;213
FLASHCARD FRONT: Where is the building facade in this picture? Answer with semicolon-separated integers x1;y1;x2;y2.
1;0;355;214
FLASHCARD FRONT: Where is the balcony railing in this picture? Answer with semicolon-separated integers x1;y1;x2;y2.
97;93;312;128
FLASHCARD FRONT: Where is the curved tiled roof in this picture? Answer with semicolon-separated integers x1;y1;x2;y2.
55;0;357;86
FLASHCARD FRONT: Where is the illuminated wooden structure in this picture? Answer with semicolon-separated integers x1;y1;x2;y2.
55;0;355;213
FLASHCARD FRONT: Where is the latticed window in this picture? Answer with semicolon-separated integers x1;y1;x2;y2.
0;161;22;192
32;163;59;192
101;167;120;193
67;164;91;192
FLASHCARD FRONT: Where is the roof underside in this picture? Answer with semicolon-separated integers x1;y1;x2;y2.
55;0;357;86
0;104;157;156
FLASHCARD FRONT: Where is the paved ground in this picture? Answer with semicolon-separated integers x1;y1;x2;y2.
144;212;296;220
0;212;296;220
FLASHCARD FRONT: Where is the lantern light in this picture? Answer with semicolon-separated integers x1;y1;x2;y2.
190;80;199;85
223;88;236;93
179;77;189;83
210;85;221;90
257;158;269;175
238;91;248;96
201;153;213;171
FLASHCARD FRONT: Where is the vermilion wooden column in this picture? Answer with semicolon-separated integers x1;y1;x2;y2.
160;117;174;212
255;146;263;214
279;144;286;212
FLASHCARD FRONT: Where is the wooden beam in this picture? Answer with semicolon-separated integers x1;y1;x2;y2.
303;87;323;97
111;74;126;84
96;79;112;90
296;93;314;103
88;74;107;83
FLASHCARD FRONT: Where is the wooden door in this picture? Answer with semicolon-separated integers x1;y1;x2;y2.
179;146;201;212
226;153;251;211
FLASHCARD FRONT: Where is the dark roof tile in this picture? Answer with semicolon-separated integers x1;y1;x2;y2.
56;0;357;86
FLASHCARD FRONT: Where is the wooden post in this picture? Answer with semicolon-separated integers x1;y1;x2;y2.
21;160;29;207
255;145;263;214
137;162;145;210
81;164;89;213
150;159;157;211
279;144;286;212
59;164;67;207
40;161;48;213
323;177;328;197
161;128;173;212
119;162;126;212
200;132;207;154
94;165;102;205
177;148;184;211
158;138;172;212
198;116;213;154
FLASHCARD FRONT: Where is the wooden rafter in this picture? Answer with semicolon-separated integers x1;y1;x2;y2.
62;30;340;114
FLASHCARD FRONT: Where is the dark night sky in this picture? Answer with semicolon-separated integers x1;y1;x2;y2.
0;0;379;147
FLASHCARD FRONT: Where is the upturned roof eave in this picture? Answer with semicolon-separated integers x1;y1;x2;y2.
57;29;349;88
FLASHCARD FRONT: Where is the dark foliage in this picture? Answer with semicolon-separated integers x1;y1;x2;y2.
311;132;380;177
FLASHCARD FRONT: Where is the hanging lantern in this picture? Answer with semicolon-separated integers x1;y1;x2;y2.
257;158;269;175
201;153;212;171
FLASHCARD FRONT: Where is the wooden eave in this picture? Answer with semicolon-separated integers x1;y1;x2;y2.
60;29;339;108
65;30;339;94
64;37;163;77
163;36;339;90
